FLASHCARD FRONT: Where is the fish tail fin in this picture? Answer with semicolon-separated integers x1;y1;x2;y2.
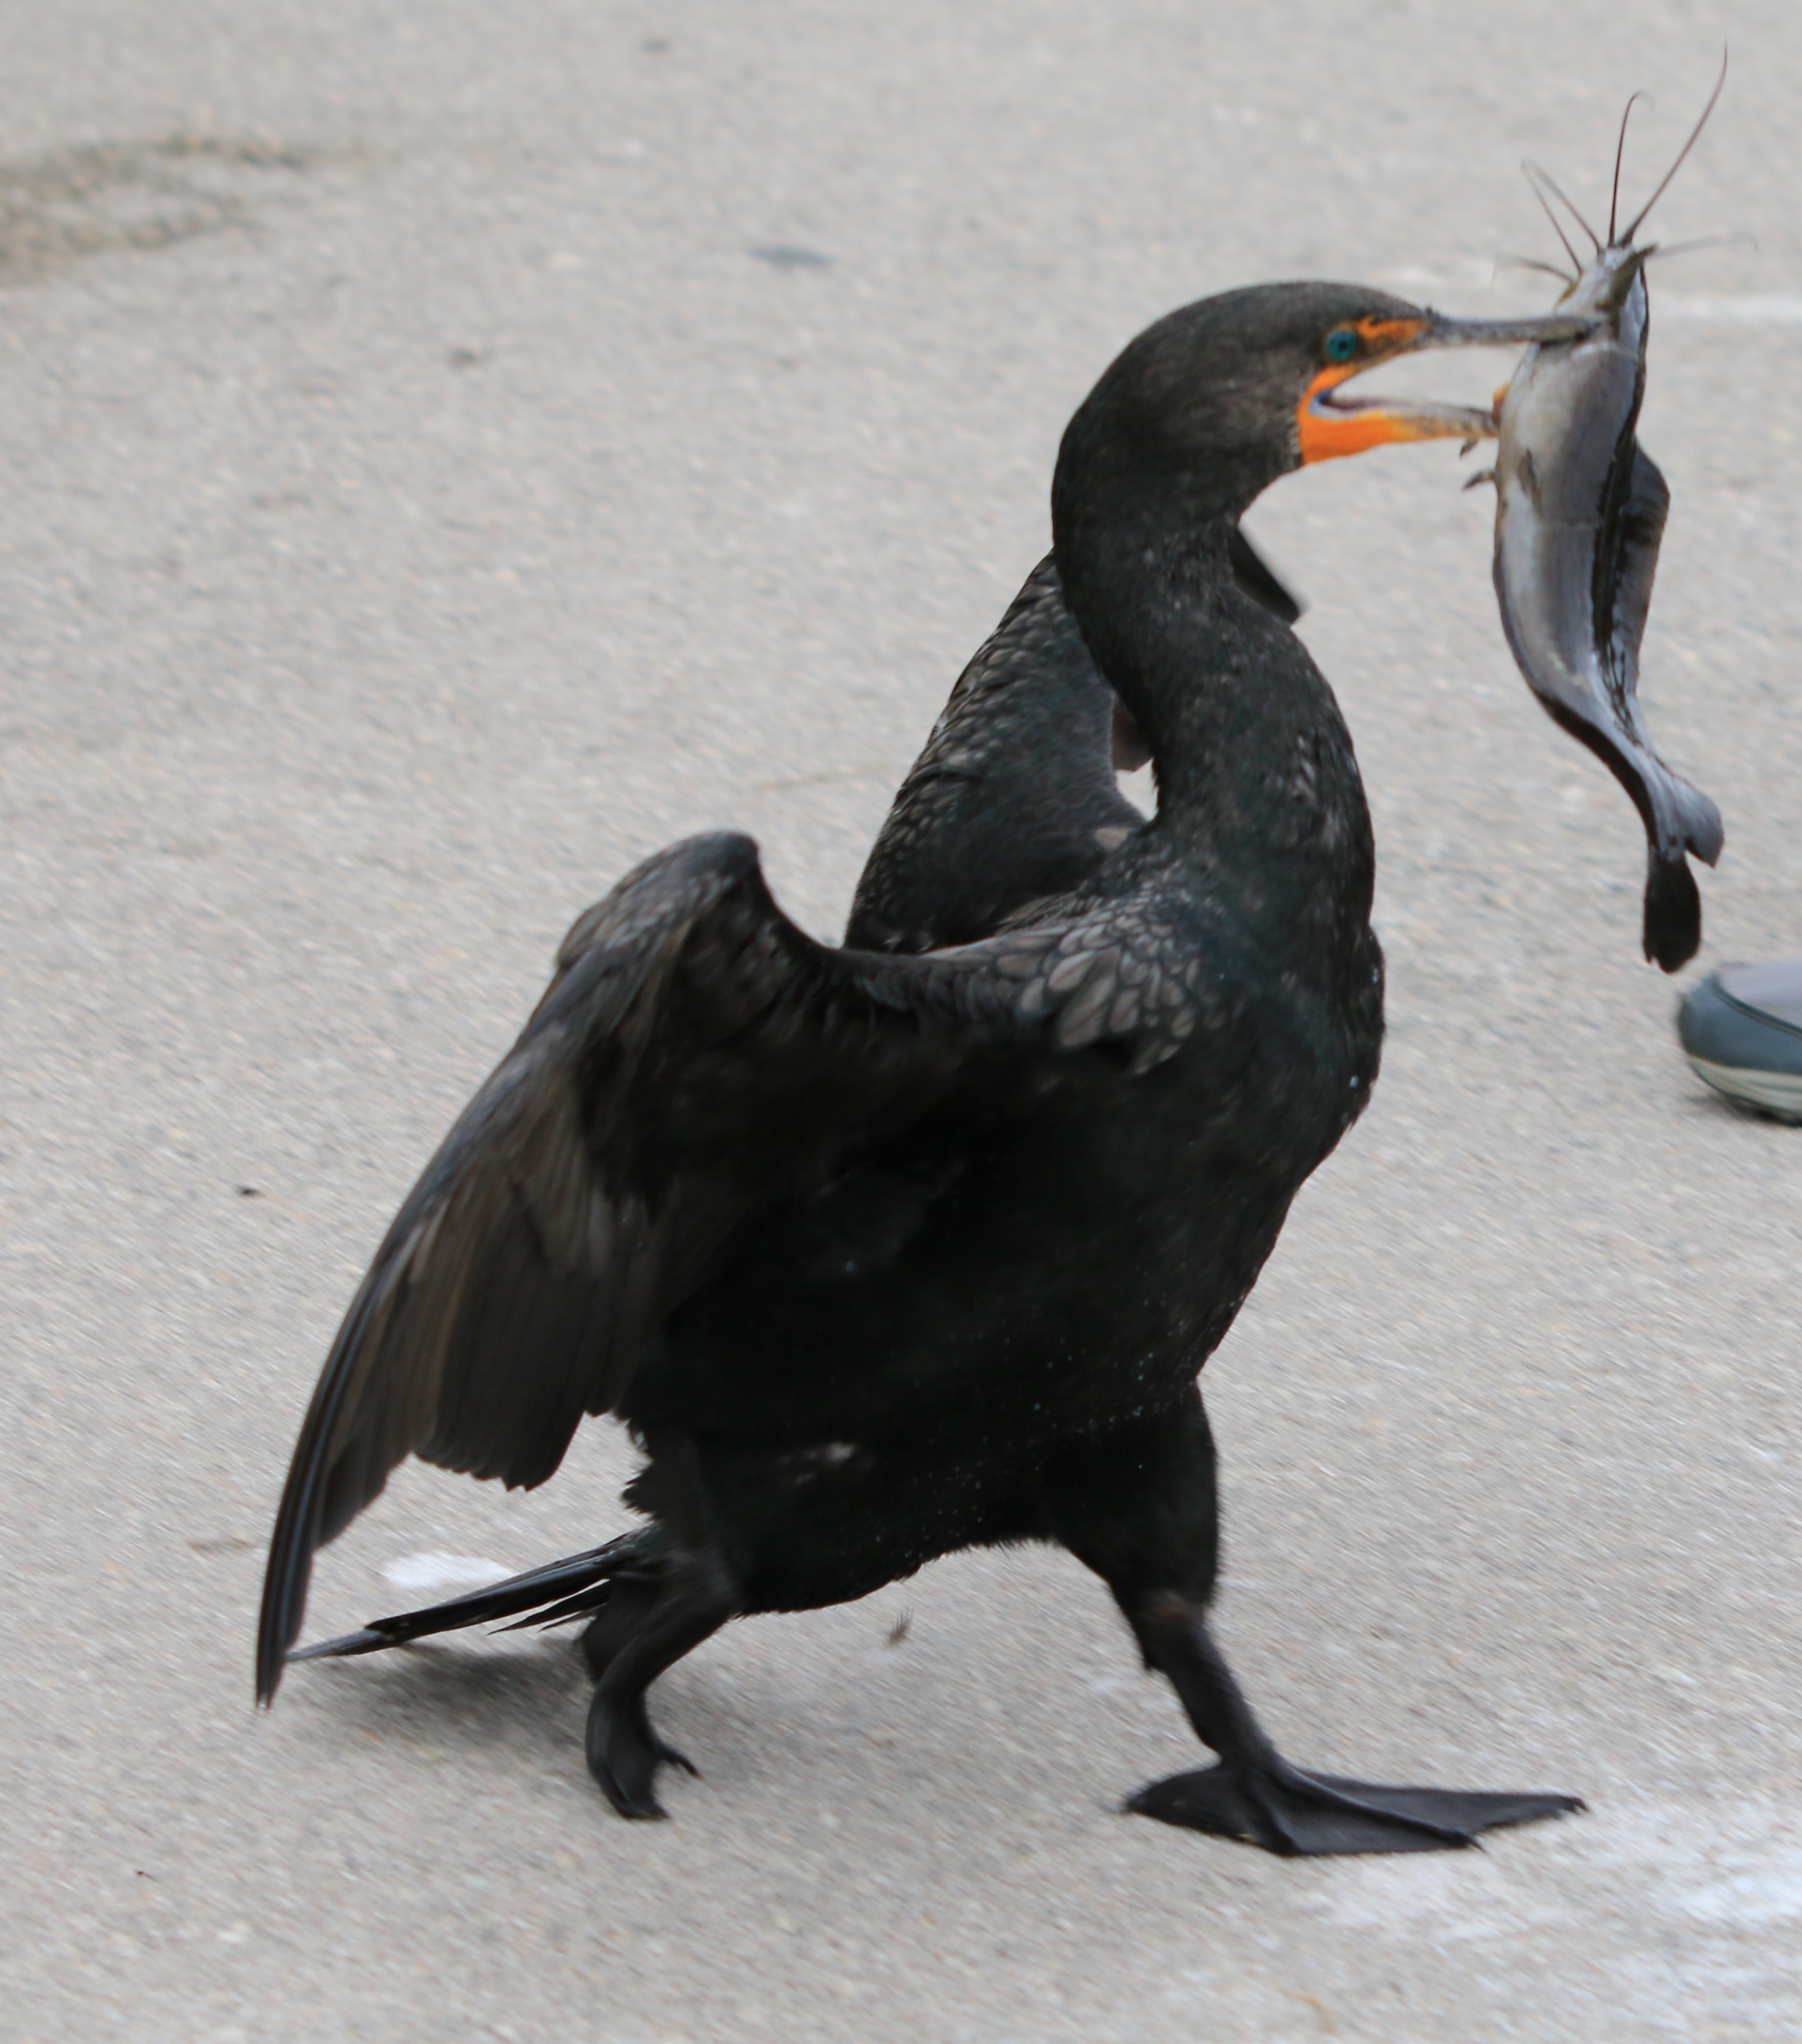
1643;853;1703;973
1640;769;1721;971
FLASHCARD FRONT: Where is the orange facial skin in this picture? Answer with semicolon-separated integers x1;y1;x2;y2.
1296;314;1483;466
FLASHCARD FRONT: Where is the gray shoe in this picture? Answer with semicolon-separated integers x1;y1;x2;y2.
1677;961;1802;1123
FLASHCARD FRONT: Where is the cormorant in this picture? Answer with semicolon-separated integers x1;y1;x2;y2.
258;282;1595;1855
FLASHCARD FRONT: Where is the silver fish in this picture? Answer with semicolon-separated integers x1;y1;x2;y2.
1487;77;1726;971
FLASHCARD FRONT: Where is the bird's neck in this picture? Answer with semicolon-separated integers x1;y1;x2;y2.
1056;495;1373;915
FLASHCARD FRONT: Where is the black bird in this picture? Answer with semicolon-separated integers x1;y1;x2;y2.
259;282;1593;1855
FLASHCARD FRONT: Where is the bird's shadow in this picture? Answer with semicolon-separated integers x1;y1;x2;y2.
287;1622;986;1823
303;1633;591;1762
286;1564;1138;1826
294;1628;780;1786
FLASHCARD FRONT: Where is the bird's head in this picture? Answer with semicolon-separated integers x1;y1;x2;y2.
1054;280;1597;529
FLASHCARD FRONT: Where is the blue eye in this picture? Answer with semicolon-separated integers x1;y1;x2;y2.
1325;327;1359;363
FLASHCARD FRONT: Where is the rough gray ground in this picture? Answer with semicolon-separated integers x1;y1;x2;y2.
3;3;1799;2039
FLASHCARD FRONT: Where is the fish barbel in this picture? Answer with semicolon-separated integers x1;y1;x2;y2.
1488;78;1726;971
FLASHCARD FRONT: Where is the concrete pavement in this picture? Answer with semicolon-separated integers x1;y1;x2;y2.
3;3;1800;2038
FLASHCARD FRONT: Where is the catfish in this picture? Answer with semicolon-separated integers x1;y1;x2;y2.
1484;71;1726;971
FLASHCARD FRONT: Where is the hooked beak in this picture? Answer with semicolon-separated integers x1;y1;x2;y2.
1415;308;1604;349
1298;307;1606;466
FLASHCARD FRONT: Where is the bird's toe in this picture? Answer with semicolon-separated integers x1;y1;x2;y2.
1127;1763;1580;1856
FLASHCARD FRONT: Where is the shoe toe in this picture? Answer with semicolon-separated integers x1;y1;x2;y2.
1677;963;1802;1122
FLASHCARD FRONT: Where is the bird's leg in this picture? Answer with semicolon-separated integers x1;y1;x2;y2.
584;1562;730;1818
578;1578;667;1681
1048;1391;1581;1857
587;1430;741;1819
1117;1592;1580;1854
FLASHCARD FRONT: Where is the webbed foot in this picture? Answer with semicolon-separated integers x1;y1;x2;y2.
586;1689;700;1820
1127;1761;1581;1856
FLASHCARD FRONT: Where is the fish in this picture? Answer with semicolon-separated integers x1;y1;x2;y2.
1484;70;1726;971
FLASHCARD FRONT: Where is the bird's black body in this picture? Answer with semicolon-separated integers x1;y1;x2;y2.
261;282;1584;1854
844;530;1302;959
844;554;1144;957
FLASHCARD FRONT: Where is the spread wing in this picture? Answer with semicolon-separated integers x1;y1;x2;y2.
257;831;1198;1698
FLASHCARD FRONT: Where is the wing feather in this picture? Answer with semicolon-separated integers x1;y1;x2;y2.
259;835;759;1695
258;831;1202;1697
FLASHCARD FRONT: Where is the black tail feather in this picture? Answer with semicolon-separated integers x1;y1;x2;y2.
286;1528;666;1665
495;1578;645;1632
